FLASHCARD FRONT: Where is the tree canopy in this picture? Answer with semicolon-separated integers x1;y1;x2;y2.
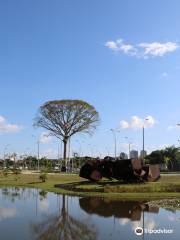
34;99;99;162
145;146;180;171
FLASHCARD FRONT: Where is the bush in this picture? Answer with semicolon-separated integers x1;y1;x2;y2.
39;173;47;182
2;168;9;177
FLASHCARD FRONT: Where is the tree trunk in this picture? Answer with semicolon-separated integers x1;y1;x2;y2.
63;138;68;169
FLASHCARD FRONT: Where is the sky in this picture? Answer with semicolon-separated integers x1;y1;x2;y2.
1;0;180;158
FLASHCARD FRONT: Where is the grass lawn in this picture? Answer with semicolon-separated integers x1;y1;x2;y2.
0;171;180;200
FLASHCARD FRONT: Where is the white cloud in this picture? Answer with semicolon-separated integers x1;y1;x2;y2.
105;38;179;58
119;218;130;226
139;42;179;57
105;38;137;56
119;116;156;130
105;41;118;50
41;148;57;159
39;132;52;144
119;120;129;129
0;115;22;133
131;219;156;232
0;207;17;221
38;199;49;213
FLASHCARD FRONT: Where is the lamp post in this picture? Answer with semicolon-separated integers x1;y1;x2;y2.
76;140;82;158
177;124;180;152
142;118;149;165
32;135;40;172
110;129;120;160
125;137;132;159
3;144;10;168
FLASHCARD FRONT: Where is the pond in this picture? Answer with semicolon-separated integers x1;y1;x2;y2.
0;188;179;240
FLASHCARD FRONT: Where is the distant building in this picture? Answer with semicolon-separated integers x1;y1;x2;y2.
130;150;138;159
119;152;128;159
140;150;147;158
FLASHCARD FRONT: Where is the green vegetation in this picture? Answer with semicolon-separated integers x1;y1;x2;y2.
148;199;180;211
146;146;180;171
11;168;21;181
34;99;99;162
0;172;180;200
39;172;47;182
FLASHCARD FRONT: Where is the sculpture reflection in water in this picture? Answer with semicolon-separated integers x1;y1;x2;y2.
79;197;159;221
32;195;97;240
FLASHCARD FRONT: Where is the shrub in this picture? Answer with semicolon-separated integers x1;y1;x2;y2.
39;173;47;182
2;168;9;177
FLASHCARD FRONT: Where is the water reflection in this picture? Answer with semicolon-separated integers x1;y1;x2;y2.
32;195;97;240
79;197;159;221
0;207;17;220
0;188;180;240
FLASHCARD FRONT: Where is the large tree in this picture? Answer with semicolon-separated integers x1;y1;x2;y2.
34;99;99;164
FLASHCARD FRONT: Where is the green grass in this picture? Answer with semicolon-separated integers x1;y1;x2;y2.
0;171;180;200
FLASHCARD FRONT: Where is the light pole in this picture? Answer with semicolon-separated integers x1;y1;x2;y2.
88;144;94;157
125;137;132;159
37;139;40;171
3;144;10;168
142;118;149;165
76;140;82;158
32;135;40;172
110;129;120;160
177;124;180;151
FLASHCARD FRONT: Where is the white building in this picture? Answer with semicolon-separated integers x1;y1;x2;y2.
140;150;147;158
130;150;138;159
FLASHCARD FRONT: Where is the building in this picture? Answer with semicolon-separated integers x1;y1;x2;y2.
130;150;138;159
140;150;147;158
119;152;128;159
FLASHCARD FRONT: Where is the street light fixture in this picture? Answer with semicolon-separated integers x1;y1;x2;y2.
124;137;132;159
32;135;40;172
142;118;149;165
3;144;10;168
110;129;120;160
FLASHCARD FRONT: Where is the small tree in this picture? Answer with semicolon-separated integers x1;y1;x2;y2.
2;168;9;177
34;100;99;167
39;172;47;182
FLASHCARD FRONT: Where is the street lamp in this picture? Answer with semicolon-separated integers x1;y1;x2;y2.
75;140;82;158
110;129;120;160
124;137;132;159
32;135;40;172
3;144;10;168
142;118;149;165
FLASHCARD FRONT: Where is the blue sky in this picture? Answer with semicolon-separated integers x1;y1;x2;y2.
1;0;180;158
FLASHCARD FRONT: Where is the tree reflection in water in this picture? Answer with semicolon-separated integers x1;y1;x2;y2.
79;197;159;221
32;195;97;240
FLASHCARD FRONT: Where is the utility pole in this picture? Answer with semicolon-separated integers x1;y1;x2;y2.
3;144;10;168
37;139;40;172
125;137;132;159
32;135;40;172
142;118;149;166
111;129;120;160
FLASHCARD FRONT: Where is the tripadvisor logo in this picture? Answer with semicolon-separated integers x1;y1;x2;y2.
135;227;143;235
135;227;173;235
